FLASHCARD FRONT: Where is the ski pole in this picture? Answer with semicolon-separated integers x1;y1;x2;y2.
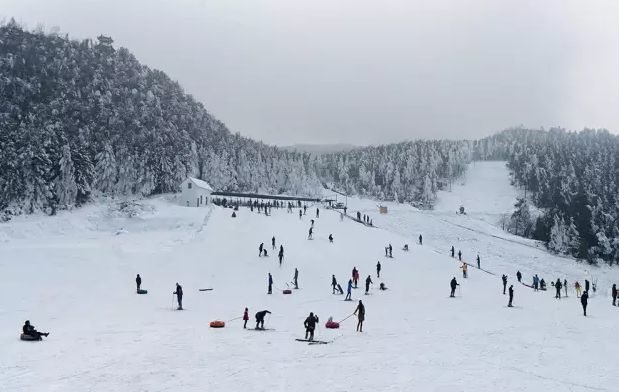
172;293;175;310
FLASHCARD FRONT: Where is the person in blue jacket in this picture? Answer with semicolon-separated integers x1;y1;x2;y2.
345;279;353;300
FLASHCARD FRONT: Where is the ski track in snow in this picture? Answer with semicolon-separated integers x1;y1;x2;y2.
0;162;618;391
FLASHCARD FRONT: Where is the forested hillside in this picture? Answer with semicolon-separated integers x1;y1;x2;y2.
317;141;472;207
0;21;321;216
476;128;619;264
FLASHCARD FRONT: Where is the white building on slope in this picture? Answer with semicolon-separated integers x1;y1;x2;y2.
180;177;213;207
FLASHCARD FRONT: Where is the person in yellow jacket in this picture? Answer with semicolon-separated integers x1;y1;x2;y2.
460;262;468;278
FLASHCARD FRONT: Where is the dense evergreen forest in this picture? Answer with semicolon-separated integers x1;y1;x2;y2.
476;128;619;264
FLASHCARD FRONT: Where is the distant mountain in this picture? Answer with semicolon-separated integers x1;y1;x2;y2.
281;143;358;154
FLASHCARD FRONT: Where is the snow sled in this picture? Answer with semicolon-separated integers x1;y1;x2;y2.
282;289;292;294
325;321;340;329
209;320;226;328
20;333;41;341
137;289;148;294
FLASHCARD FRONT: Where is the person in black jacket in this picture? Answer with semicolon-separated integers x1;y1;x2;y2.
259;243;264;257
502;275;507;294
612;284;617;306
272;236;276;250
419;234;423;245
450;246;455;258
255;310;271;329
354;300;365;332
555;278;562;299
376;261;381;278
293;268;299;289
268;273;273;294
581;291;589;316
173;283;183;310
365;275;373;294
476;255;480;269
516;270;522;283
458;250;462;261
329;234;333;243
136;274;142;291
450;277;459;297
508;285;514;307
304;312;319;341
22;320;49;339
332;275;338;294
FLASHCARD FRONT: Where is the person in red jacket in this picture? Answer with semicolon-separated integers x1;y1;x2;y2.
243;308;249;329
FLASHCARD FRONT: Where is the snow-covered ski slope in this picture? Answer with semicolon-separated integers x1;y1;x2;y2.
1;162;619;391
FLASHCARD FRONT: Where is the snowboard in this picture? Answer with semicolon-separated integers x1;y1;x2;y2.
250;328;275;331
198;288;213;292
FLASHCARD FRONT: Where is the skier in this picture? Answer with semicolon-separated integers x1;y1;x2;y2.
346;279;353;301
308;227;313;240
388;244;393;258
516;270;522;283
352;267;358;288
476;255;480;269
136;274;142;291
555;278;562;299
461;262;468;278
259;243;264;257
272;236;276;250
173;283;183;310
419;234;423;245
581;291;588;317
267;273;273;294
22;320;49;340
376;261;381;278
502;274;508;294
353;300;365;332
450;277;459;297
255;310;271;329
304;312;319;341
508;285;514;307
450;246;455;258
316;208;320;218
332;275;338;294
294;268;299;289
329;234;333;243
365;275;373;294
612;284;617;306
575;281;582;297
243;308;249;329
458;250;462;261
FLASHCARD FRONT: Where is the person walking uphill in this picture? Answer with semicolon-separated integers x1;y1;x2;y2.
255;310;271;329
136;274;142;291
268;273;273;294
304;312;319;341
354;300;365;332
581;291;588;316
365;275;373;294
173;283;183;310
450;277;459;297
376;261;381;278
508;285;514;307
502;275;507;294
461;262;468;278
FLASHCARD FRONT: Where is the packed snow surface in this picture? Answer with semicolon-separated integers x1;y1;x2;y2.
1;162;618;391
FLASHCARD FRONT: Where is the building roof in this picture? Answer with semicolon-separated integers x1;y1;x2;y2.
187;177;213;191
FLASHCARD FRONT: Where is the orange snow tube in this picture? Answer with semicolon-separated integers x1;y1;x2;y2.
325;321;340;329
209;320;225;328
282;289;292;294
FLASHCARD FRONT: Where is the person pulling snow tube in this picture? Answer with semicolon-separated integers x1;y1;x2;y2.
209;320;226;328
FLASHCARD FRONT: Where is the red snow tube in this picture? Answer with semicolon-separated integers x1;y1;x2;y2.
282;289;292;294
209;320;225;328
325;321;340;329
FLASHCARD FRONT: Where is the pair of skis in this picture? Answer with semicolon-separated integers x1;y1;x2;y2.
295;338;331;345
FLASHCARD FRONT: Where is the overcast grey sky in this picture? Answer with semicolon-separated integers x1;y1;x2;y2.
3;0;619;145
